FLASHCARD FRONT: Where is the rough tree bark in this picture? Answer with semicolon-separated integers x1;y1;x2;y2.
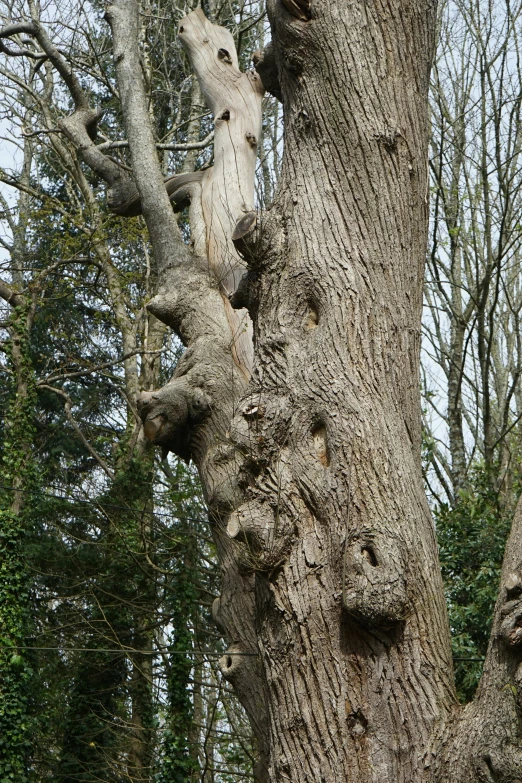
141;1;459;779
219;3;457;780
6;0;522;780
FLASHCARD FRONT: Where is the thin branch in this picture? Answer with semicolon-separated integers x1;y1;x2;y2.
39;384;115;479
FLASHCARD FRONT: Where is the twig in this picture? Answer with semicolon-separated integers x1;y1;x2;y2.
38;384;115;479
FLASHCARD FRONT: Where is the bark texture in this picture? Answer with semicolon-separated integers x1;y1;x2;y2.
138;2;459;781
219;2;457;780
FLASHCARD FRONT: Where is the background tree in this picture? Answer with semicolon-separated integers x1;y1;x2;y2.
424;0;522;701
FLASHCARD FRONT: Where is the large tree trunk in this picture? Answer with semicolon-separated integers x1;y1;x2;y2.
133;1;458;779
225;2;457;780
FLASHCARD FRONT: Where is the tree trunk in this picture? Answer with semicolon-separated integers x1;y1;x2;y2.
448;315;467;498
223;2;457;780
133;1;457;779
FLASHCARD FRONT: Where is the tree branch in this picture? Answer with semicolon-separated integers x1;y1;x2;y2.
0;277;25;308
39;385;115;480
105;0;185;272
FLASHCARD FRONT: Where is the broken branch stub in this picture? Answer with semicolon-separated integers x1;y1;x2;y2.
252;45;282;102
178;9;264;376
232;210;258;261
107;170;206;218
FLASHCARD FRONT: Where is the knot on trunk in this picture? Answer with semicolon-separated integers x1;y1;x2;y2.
229;270;253;311
219;644;253;682
342;530;408;629
252;43;282;101
229;268;263;326
232;211;260;264
137;380;210;460
227;504;271;550
217;641;268;771
475;746;522;781
226;499;293;572
206;440;245;514
107;170;205;218
500;570;522;648
146;256;223;335
212;596;226;633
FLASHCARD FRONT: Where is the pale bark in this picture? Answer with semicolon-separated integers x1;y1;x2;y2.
178;9;263;373
105;3;269;776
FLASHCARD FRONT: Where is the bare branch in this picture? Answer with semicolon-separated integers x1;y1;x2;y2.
0;277;24;308
39;384;115;480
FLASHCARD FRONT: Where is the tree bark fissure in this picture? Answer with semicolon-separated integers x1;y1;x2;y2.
225;3;458;780
114;3;503;781
139;1;461;780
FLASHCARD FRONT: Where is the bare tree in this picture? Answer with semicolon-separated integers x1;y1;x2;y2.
425;0;522;506
3;0;522;781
